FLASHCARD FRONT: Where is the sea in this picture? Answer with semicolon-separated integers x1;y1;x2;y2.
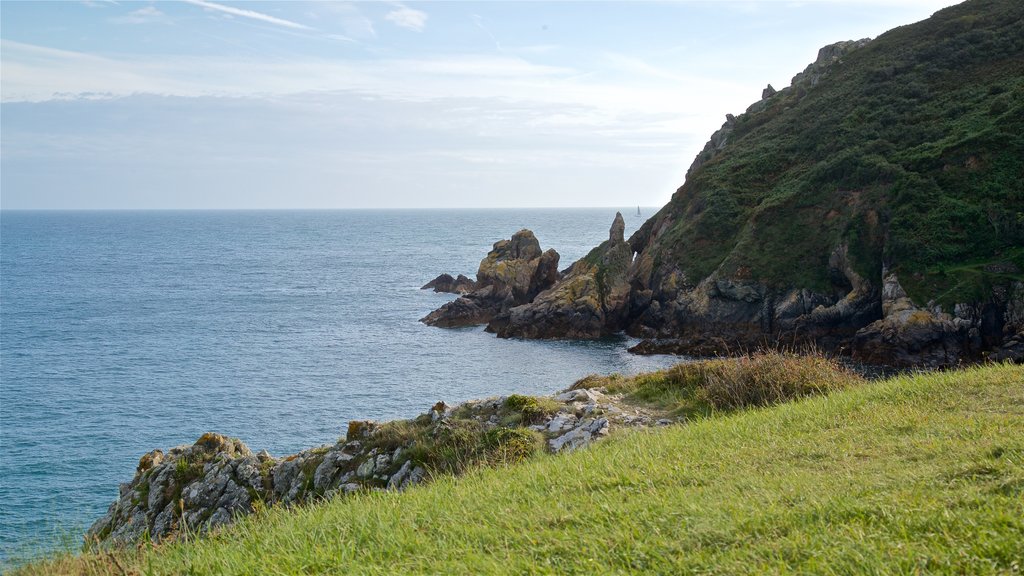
0;209;682;564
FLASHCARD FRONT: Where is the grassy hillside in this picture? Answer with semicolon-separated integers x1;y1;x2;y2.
25;362;1023;575
648;0;1024;304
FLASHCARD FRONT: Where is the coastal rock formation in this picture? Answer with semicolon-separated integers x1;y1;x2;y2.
851;271;964;366
421;230;560;328
421;273;476;294
88;383;670;548
490;213;632;339
465;1;1024;368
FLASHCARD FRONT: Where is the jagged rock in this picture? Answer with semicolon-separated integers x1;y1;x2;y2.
420;285;513;328
90;376;679;549
492;214;632;339
421;273;476;294
387;460;412;489
314;451;354;491
761;84;777;99
422;230;560;328
686;114;737;178
137;449;163;473
791;38;871;87
549;418;610;453
86;433;262;546
852;271;966;368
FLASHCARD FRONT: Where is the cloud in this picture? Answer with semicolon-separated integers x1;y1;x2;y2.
113;6;166;25
471;14;501;51
181;0;313;30
385;4;427;32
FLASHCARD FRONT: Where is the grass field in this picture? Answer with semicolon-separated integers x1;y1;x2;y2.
21;362;1024;575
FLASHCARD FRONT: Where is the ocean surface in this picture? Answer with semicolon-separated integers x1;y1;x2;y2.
0;209;682;563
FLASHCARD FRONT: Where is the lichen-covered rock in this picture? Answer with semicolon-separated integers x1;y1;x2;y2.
86;433;261;546
493;213;632;339
89;376;675;549
421;230;560;328
852;271;966;368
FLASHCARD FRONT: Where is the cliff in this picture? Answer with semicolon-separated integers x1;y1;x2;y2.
488;0;1024;367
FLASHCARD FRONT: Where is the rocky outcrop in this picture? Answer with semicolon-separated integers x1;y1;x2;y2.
791;39;871;87
421;273;476;294
421;230;559;328
686;114;736;179
88;382;674;548
851;274;1024;368
851;271;964;367
490;213;632;339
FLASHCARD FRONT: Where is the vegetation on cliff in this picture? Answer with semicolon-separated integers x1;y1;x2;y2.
640;0;1023;302
20;361;1023;574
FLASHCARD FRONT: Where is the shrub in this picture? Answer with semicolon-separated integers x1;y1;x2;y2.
695;351;864;410
503;395;559;424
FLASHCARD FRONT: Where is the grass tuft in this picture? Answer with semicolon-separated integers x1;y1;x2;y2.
575;350;863;415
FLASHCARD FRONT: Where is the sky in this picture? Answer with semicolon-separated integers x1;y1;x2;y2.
1;0;962;209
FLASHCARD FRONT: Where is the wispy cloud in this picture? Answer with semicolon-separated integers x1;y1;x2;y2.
471;15;501;51
182;0;313;31
113;6;166;25
385;4;427;32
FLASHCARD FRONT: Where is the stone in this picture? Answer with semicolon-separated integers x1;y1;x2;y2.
137;449;164;473
852;271;966;368
314;451;353;491
387;460;412;489
421;273;476;294
356;457;376;478
402;466;426;489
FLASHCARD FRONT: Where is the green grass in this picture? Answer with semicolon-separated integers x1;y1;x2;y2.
22;362;1023;575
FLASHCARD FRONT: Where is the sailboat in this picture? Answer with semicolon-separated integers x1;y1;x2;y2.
636;206;641;217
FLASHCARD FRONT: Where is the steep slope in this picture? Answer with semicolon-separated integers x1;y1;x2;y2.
504;0;1024;366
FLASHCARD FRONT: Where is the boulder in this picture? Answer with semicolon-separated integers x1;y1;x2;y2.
421;273;476;294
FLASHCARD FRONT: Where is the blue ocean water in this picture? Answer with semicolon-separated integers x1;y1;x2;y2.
0;209;680;563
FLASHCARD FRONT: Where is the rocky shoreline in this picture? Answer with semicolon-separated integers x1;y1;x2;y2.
88;381;676;547
421;215;1023;368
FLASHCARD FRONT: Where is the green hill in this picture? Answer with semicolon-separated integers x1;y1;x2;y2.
647;0;1023;299
22;362;1024;574
494;0;1024;367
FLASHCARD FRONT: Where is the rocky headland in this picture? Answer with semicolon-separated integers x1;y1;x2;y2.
420;0;1024;368
420;229;559;328
88;383;674;547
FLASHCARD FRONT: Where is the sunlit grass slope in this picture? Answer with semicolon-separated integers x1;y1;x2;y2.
28;363;1024;575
